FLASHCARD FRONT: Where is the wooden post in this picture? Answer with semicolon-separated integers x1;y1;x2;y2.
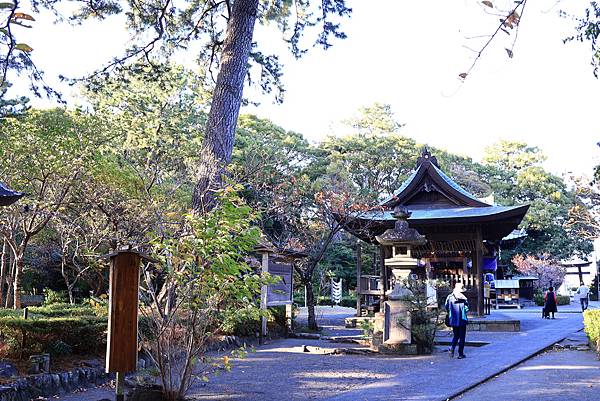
115;372;125;401
285;303;293;333
260;252;269;344
356;242;362;317
104;248;154;401
106;251;141;374
474;228;484;317
379;246;387;310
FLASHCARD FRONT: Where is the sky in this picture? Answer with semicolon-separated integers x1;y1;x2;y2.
8;0;600;177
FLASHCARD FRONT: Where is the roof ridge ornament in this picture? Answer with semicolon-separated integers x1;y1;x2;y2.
416;147;439;168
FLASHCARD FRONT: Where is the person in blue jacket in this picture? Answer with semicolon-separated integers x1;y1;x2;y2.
445;282;469;359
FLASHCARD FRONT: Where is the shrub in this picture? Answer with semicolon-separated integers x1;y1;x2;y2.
583;310;600;355
0;309;20;318
534;292;544;306
28;303;98;318
0;316;107;358
87;295;109;317
47;340;73;356
533;293;570;306
220;306;261;337
42;289;68;306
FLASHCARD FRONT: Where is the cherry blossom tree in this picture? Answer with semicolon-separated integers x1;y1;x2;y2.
512;254;565;291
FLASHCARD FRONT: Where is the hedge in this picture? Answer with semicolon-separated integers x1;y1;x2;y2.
28;303;99;318
583;310;600;355
534;294;571;306
0;315;107;358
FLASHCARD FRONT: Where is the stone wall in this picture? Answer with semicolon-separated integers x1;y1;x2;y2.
467;319;520;332
0;365;111;401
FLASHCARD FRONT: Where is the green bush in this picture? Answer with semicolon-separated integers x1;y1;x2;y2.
0;309;20;318
584;310;600;355
47;340;73;356
220;306;261;337
0;315;107;358
534;292;544;306
42;289;68;306
533;293;570;306
28;303;99;318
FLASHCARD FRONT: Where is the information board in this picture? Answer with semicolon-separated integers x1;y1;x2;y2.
267;261;293;306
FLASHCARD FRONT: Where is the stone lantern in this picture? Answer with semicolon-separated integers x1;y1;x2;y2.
373;206;426;353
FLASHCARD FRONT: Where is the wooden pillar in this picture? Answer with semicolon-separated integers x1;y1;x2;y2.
474;228;484;317
379;245;387;310
356;242;362;317
260;252;269;343
285;303;293;331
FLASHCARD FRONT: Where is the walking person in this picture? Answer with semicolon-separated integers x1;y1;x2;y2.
544;286;558;319
445;282;469;359
576;282;589;312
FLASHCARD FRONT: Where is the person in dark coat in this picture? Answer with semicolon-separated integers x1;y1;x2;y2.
544;286;558;319
445;282;469;359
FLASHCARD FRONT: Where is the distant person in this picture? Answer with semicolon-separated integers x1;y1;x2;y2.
445;282;469;359
576;282;590;312
544;286;558;319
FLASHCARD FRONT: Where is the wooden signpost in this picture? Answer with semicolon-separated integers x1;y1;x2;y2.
256;245;306;343
105;247;154;401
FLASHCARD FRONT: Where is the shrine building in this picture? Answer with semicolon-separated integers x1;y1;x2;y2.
340;149;530;316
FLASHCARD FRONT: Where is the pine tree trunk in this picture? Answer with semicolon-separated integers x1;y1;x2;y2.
192;0;259;212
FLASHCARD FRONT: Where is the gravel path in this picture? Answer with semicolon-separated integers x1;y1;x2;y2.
54;304;597;400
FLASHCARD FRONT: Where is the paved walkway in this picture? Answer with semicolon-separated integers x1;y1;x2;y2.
56;303;598;400
322;311;587;401
456;330;600;401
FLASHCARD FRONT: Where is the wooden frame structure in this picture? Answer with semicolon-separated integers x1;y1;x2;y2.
341;149;529;316
255;243;307;340
494;279;521;308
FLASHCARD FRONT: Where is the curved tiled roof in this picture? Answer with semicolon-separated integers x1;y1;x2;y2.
430;163;488;205
0;182;24;206
356;205;529;222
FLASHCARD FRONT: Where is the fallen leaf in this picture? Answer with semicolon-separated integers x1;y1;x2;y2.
505;48;514;58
